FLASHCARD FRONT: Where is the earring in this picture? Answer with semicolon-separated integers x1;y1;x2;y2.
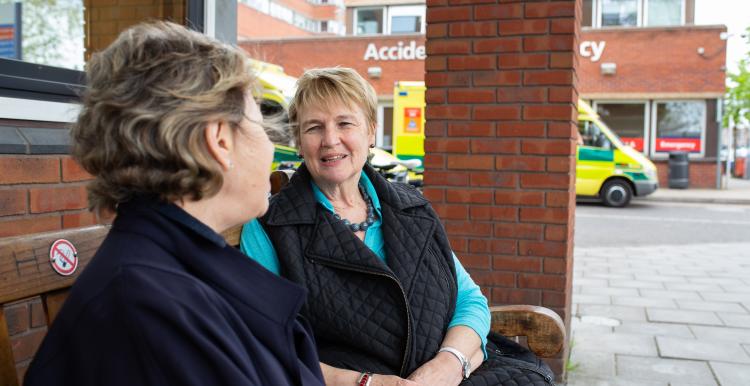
369;144;375;148
297;154;304;159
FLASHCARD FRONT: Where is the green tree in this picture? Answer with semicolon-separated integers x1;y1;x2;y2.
724;27;750;128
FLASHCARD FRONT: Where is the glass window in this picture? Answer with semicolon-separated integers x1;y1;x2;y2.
655;101;705;153
596;103;646;152
0;0;84;70
601;0;638;27
647;0;682;26
390;15;420;34
356;8;383;35
582;0;594;27
578;120;611;149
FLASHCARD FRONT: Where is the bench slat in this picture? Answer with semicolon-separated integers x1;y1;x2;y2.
0;226;109;305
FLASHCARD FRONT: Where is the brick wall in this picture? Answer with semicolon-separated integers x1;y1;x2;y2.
241;35;427;96
424;0;579;380
0;121;95;381
579;26;726;97
84;0;185;60
238;4;315;39
655;160;719;189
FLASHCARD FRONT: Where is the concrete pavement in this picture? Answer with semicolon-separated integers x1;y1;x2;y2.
638;177;750;206
566;242;750;386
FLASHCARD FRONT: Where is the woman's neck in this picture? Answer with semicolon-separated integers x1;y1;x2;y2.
315;176;363;209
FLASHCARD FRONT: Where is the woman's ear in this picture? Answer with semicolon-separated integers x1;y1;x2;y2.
204;121;235;171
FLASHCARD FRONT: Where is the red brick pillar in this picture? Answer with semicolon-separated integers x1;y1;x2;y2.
424;0;579;379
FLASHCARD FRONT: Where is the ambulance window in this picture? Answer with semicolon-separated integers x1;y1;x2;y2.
578;120;610;149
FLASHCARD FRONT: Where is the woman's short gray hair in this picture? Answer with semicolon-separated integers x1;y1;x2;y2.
72;21;257;213
288;67;378;143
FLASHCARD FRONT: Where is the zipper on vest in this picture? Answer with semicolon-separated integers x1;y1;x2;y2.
308;257;412;377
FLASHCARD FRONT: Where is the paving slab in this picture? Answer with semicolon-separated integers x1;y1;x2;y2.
614;321;694;338
615;355;717;385
584;273;637;280
613;296;677;309
647;309;724;326
677;300;747;313
581;287;640;297
568;348;615;379
573;332;658;356
579;304;647;322
720;284;750;293
574;278;609;287
608;279;666;289
657;336;750;363
666;282;724;292
718;313;750;328
710;361;750;386
690;325;750;343
640;289;702;300
572;294;612;305
701;292;750;302
635;274;688;283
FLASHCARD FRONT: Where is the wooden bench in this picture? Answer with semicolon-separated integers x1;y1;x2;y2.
0;171;565;385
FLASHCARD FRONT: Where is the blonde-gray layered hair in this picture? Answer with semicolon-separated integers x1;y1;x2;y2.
72;21;256;213
288;67;378;143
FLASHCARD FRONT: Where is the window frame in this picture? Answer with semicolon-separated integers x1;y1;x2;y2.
592;100;650;154
0;0;206;121
643;0;685;27
650;99;707;159
592;0;685;28
353;6;386;36
386;5;425;35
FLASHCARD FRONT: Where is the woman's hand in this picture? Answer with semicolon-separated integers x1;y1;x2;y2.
406;352;463;386
320;362;420;386
371;374;421;386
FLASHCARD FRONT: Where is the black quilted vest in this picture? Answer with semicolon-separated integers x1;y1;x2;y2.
260;164;556;386
260;164;457;377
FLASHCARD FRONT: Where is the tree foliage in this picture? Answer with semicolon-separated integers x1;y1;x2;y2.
724;27;750;128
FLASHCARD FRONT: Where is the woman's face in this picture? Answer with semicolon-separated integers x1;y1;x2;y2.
231;97;274;219
297;100;374;189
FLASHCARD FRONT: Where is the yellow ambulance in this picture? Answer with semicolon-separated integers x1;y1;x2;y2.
576;100;658;207
392;82;659;207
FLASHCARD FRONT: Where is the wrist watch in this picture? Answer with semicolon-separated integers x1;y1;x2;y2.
438;346;471;379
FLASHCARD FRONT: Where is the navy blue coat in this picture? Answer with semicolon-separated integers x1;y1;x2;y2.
24;198;325;386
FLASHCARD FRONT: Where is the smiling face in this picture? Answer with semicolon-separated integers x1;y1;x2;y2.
297;100;375;189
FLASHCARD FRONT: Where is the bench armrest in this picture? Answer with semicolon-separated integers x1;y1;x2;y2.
490;305;565;358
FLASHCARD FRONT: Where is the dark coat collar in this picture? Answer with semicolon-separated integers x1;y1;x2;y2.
114;197;307;326
264;163;428;227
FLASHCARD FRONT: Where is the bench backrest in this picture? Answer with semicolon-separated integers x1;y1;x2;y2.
0;170;293;385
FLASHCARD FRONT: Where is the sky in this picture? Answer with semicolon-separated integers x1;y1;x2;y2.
695;0;750;73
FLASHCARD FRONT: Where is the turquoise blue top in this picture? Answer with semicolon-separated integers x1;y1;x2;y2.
240;172;490;357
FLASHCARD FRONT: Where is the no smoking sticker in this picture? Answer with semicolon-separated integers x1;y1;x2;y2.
49;239;78;276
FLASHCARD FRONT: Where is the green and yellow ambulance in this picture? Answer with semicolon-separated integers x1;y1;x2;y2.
391;82;659;207
576;100;658;207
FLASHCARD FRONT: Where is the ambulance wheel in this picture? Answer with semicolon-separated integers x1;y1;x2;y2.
601;179;632;208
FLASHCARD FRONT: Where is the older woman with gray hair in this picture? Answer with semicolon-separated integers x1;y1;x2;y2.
24;21;325;386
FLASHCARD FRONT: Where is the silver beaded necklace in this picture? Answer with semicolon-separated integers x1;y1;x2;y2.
332;184;376;232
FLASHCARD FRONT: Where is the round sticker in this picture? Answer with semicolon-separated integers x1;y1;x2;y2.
49;239;78;276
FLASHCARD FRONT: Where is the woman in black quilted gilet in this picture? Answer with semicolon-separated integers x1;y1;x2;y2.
240;67;554;386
